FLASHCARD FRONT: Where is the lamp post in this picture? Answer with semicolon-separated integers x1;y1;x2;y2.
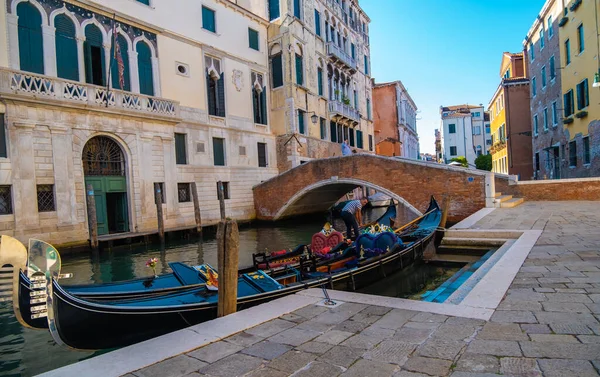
308;111;319;124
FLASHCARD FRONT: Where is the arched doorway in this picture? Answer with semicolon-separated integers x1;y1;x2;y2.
83;136;129;235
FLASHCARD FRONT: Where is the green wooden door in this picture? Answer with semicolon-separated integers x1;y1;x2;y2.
85;176;128;235
86;177;109;235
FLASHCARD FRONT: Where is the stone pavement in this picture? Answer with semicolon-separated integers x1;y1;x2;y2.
126;201;600;377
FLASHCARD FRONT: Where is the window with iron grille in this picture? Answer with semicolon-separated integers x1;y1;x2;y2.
178;183;191;203
0;186;12;215
37;185;55;212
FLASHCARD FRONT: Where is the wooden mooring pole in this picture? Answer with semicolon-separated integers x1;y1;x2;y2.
217;181;226;220
154;183;165;245
86;184;98;251
191;182;202;234
217;219;239;317
440;196;451;229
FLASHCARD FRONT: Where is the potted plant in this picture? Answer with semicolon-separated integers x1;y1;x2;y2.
563;117;574;124
559;17;568;27
575;110;588;118
341;95;351;105
569;0;582;12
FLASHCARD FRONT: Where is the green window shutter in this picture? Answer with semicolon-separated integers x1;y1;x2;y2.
174;133;187;165
213;138;225;166
17;2;44;74
55;14;79;81
367;99;371;119
357;130;363;149
351;43;355;59
354;91;358;108
584;79;589;107
84;24;106;86
217;75;226;117
137;0;150;4
295;54;303;85
364;55;368;75
294;0;301;19
314;10;321;36
257;142;267;167
268;0;280;21
271;55;283;88
202;6;216;33
260;87;267;125
111;35;131;91
349;129;355;146
0;116;6;158
563;93;568;116
330;121;337;142
207;73;217;115
369;135;373;151
317;68;323;96
298;110;305;134
136;41;154;96
248;28;259;51
320;118;326;139
252;89;258;123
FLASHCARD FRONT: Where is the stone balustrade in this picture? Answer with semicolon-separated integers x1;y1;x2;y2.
326;42;357;71
329;99;360;122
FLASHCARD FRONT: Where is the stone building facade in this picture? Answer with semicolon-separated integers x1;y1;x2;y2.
0;0;279;245
266;0;375;171
372;80;419;159
524;0;565;180
439;104;480;166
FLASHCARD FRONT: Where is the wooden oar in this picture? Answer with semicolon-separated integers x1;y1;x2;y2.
394;209;436;234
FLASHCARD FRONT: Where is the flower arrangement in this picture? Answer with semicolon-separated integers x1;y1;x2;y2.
146;257;158;278
363;223;393;235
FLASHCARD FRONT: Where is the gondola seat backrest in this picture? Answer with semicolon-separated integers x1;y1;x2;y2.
356;232;400;253
311;231;344;254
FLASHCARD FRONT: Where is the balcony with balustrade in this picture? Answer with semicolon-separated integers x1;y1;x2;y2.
329;100;360;124
0;68;180;121
326;42;357;73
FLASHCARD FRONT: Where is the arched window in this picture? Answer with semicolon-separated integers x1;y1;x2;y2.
136;41;154;96
84;24;106;86
17;2;44;74
111;34;131;91
55;14;78;81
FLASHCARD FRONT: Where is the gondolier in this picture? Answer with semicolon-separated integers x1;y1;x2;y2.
341;198;368;240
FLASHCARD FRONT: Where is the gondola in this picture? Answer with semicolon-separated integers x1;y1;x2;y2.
39;197;441;350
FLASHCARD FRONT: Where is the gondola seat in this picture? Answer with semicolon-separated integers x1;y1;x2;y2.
170;262;207;286
355;232;401;254
311;231;344;255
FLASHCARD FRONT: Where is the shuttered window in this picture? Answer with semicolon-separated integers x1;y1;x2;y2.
320;118;326;140
268;0;280;21
294;0;302;19
317;68;323;96
84;24;106;86
213;138;226;166
330;121;337;143
17;2;44;74
257;142;267;167
55;14;79;81
202;6;216;33
271;54;283;88
137;0;150;4
364;55;369;75
314;10;321;36
576;79;589;110
356;130;364;149
295;54;303;85
248;28;259;51
369;135;373;151
298;110;305;134
175;133;187;165
0;115;6;158
349;129;355;147
207;63;225;117
252;73;267;125
351;43;355;59
111;34;131;91
137;41;154;96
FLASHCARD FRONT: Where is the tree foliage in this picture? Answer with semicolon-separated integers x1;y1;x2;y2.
475;153;492;171
450;156;468;168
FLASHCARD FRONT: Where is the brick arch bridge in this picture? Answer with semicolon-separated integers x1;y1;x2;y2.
253;154;495;224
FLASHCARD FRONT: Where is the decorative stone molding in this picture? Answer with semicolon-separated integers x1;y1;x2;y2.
232;69;244;92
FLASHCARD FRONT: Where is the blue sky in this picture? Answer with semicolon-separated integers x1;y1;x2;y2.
361;0;546;154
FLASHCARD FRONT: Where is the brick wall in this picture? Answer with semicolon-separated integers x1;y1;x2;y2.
254;154;489;223
495;176;600;201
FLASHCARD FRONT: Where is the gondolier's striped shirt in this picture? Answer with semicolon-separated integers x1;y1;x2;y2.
342;200;362;215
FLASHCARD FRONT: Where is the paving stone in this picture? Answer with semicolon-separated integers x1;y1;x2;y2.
241;341;292;360
402;356;452;376
267;350;316;373
521;341;600;359
587;303;600;313
455;353;500;374
505;289;547;301
444;317;486;327
577;335;600;344
292;305;329;319
466;340;522;357
538;359;600;377
317;345;363;368
500;357;542;377
535;311;599;326
340;333;385;349
291;361;344;377
295;341;334;354
268;327;321;346
545;293;593;303
245;319;295;338
351;311;383;324
549;323;594;335
449;372;504;377
497;300;543;311
533;287;555;293
555;288;588;294
133;355;207;377
243;366;287;377
294;319;336;333
313;329;354;345
199;353;264;377
430;323;479;341
360;324;396;339
542;301;591;312
529;334;579;343
490;310;537;323
409;312;448;323
342;359;399;377
224;332;264;347
311;311;357;325
416;338;465;360
373;309;418;330
591;294;600;303
477;323;528;341
402;321;441;330
362;340;417;365
186;341;243;363
392;326;435;344
280;312;308;323
361;305;393;316
333;320;370;333
393;371;430;377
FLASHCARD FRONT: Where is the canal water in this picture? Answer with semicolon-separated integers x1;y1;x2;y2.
0;205;427;377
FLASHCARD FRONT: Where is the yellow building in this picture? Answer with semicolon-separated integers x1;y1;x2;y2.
559;0;600;176
488;53;533;179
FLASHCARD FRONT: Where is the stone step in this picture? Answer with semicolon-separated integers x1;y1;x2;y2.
496;194;513;203
494;192;503;198
501;197;525;208
441;237;508;247
444;230;523;239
